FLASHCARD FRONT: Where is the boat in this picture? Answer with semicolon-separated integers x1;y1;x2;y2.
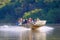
31;19;46;30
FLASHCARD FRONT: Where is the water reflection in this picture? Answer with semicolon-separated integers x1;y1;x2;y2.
0;25;54;40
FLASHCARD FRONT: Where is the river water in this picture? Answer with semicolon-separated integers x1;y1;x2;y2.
0;24;60;40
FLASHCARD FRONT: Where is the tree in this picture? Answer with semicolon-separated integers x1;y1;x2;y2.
23;8;47;19
0;0;11;8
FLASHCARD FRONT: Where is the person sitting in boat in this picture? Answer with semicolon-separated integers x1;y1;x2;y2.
27;18;33;24
18;18;23;26
22;19;28;24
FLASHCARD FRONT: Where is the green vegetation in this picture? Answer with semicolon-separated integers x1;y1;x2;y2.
23;9;42;19
0;0;11;8
0;0;60;24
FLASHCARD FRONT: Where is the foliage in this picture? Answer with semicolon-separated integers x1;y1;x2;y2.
0;0;11;8
0;0;60;24
23;9;42;19
46;8;60;23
